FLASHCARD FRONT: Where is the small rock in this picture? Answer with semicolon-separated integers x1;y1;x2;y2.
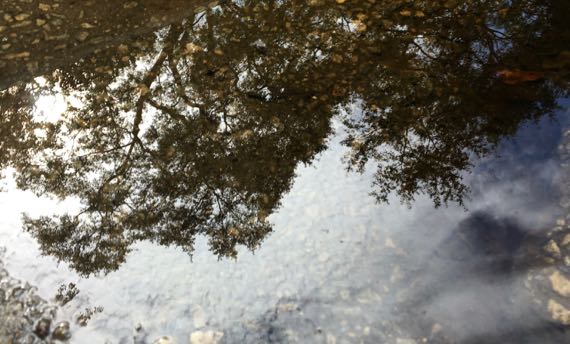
80;22;95;29
550;271;570;297
52;321;71;341
76;31;89;41
15;14;30;21
307;0;325;6
124;2;139;9
34;318;51;339
153;336;176;344
184;43;203;55
189;331;224;344
544;240;561;257
3;51;30;59
39;3;52;12
548;299;570;325
12;20;32;28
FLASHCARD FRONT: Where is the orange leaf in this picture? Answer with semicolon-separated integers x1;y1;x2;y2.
497;69;544;85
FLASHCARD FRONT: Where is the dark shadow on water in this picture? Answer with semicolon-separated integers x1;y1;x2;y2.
395;210;569;344
434;213;538;276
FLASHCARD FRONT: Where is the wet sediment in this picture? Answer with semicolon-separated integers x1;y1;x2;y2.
523;126;570;329
0;248;70;344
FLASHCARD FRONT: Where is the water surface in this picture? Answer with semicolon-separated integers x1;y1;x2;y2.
1;1;570;343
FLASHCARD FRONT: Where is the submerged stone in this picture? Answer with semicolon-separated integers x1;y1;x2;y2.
52;321;72;341
189;331;224;344
33;318;51;339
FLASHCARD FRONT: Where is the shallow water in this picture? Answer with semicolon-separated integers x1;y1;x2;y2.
1;1;570;343
1;112;569;343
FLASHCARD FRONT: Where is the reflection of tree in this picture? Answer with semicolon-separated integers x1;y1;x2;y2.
2;0;568;274
338;0;568;206
0;84;40;174
14;4;335;275
0;0;219;90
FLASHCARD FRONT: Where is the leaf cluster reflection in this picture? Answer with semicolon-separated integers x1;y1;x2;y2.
1;0;569;275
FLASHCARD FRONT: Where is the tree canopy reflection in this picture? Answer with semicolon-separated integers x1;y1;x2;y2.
1;0;569;275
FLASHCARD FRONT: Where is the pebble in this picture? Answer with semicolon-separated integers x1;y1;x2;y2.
15;14;31;21
52;321;71;341
33;318;51;339
548;299;570;325
544;240;561;257
80;22;95;29
2;51;30;59
1;254;74;343
549;271;570;297
38;3;52;12
153;336;176;344
124;2;139;9
189;330;224;344
76;31;89;41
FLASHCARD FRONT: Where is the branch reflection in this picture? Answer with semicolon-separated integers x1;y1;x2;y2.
1;0;568;275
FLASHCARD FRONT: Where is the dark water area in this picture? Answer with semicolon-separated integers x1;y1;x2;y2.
1;1;570;343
